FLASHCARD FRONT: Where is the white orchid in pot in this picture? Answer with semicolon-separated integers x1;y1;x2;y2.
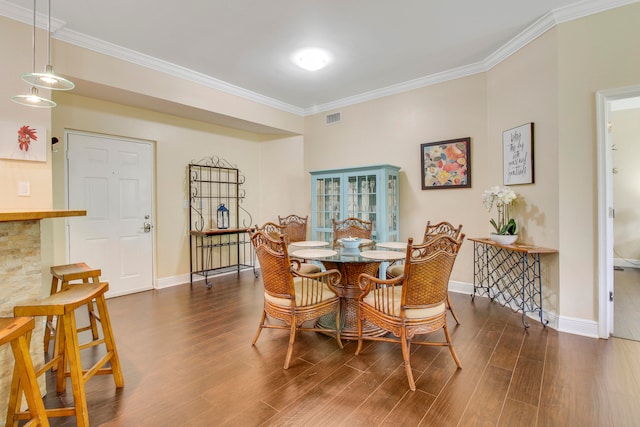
482;186;519;244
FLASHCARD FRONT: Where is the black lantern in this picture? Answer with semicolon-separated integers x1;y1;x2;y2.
216;203;229;229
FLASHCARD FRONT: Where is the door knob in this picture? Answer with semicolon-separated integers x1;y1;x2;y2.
143;222;153;232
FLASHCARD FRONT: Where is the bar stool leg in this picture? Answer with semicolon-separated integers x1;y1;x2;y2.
62;310;90;427
43;275;59;352
13;282;123;426
95;292;125;388
85;276;100;341
4;319;50;427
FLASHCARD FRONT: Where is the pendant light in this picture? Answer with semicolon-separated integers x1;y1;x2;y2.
12;0;56;108
11;86;56;108
22;0;74;91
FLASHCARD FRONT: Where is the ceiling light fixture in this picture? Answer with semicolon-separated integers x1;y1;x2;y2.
12;86;57;108
12;0;56;108
22;0;74;91
293;48;330;71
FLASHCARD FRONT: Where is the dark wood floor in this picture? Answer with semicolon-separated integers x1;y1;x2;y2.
38;270;640;427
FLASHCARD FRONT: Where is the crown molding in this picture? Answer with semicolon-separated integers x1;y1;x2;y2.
56;27;305;116
484;0;640;69
552;0;640;23
303;61;486;116
0;0;304;116
0;0;64;32
1;0;638;117
308;0;640;115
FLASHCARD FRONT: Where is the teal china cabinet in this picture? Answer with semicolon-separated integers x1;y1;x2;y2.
310;165;400;243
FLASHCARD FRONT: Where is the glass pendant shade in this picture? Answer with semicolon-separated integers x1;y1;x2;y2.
12;0;73;107
11;86;57;108
22;64;75;90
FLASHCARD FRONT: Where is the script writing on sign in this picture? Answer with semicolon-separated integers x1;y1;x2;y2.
503;123;534;185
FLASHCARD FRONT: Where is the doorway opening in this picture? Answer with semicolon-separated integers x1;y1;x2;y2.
596;86;640;339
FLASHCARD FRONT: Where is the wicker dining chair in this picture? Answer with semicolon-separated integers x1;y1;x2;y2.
248;228;343;369
423;221;463;242
278;214;309;243
332;217;373;245
256;222;288;241
355;234;465;391
255;221;321;274
387;220;464;324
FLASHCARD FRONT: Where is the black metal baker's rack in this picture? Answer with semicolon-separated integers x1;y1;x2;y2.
188;156;255;288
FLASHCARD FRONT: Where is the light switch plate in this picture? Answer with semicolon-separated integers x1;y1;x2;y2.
18;181;30;196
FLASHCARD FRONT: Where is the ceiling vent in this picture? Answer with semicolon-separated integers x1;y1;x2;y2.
326;112;341;125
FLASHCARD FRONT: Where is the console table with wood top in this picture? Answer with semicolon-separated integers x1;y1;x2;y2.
469;237;558;328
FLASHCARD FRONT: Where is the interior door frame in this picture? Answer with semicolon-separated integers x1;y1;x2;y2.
596;84;640;338
63;129;156;289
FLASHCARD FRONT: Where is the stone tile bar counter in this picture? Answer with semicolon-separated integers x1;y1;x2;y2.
0;210;85;425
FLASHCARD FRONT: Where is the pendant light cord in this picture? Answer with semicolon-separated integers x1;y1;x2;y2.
47;0;52;65
31;0;36;74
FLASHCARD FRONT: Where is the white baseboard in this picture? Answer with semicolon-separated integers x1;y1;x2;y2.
155;273;190;289
154;267;260;290
449;280;600;338
153;275;600;339
449;280;473;295
556;315;599;338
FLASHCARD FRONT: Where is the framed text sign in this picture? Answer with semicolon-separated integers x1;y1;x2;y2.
503;123;534;185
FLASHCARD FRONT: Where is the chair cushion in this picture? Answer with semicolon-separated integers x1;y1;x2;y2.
297;263;322;274
363;286;445;319
387;264;404;278
265;277;337;307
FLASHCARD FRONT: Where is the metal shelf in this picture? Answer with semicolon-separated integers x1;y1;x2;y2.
188;157;255;289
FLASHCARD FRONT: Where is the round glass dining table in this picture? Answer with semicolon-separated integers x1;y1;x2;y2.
291;242;405;339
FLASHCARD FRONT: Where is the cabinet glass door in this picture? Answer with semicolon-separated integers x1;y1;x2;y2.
315;176;340;242
346;173;377;227
386;173;399;240
311;165;399;243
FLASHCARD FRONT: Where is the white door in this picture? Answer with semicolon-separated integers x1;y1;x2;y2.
67;131;154;297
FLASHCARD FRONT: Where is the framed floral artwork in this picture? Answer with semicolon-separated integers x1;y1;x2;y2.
0;122;46;162
420;137;471;190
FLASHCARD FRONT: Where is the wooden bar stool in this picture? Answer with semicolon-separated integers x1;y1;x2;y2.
10;282;124;427
1;317;50;427
44;263;102;354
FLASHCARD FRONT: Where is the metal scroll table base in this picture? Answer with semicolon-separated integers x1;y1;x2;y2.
470;238;556;329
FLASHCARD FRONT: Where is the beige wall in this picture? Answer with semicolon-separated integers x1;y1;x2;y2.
486;29;560;315
303;2;640;326
0;16;53;210
304;74;489;283
612;108;640;264
53;37;304;135
51;93;302;282
557;2;640;321
2;3;640;332
257;135;308;227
